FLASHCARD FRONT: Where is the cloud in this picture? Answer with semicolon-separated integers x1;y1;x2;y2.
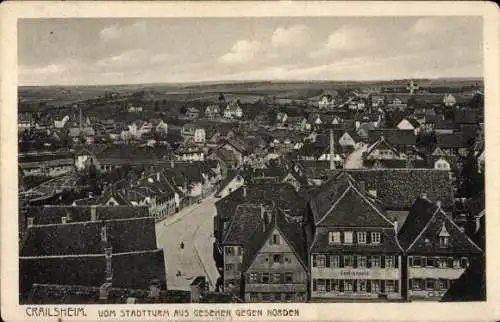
271;25;313;47
310;25;375;58
99;22;147;42
219;40;263;64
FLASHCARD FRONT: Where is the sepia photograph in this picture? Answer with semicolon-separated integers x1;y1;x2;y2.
1;2;499;321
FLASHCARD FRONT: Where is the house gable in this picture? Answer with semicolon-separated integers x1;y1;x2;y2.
316;185;393;228
397;119;415;130
246;227;307;272
432;146;447;156
408;208;483;255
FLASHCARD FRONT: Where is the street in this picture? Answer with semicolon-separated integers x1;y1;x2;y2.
155;196;220;291
344;143;368;169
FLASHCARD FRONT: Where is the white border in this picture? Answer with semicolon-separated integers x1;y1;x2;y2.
1;2;499;321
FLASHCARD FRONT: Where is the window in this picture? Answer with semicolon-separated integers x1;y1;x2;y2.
371;280;380;293
273;254;283;264
344;255;353;267
425;279;435;290
438;258;448;268
285;272;293;283
331;279;340;292
271;234;280;245
344;280;354;292
358;256;367;268
262;273;270;283
27;217;34;227
371;256;380;268
317;279;326;292
329;231;341;244
385;256;394;268
439;236;449;247
61;217;67;224
316;255;326;267
385;280;395;292
271;273;281;283
460;257;469;268
357;232;367;244
249;273;259;283
225;246;234;256
421;256;427;267
358;280;367;292
330;255;340;268
344;231;353;244
411;279;421;290
235;246;241;256
453;258;460;268
438;279;449;290
225;264;234;271
371;232;381;244
101;226;108;243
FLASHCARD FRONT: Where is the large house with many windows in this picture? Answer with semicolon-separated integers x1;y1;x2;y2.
398;196;483;301
304;172;403;301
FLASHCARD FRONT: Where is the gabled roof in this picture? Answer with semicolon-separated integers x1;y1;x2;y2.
242;210;307;271
368;129;416;146
398;197;483;255
365;136;401;156
310;172;392;227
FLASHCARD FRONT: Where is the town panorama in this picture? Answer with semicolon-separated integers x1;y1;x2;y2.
18;17;485;304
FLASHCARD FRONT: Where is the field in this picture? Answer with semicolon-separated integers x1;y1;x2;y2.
18;78;483;110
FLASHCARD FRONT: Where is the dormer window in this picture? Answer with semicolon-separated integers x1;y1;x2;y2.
439;223;450;247
357;232;367;244
371;232;381;244
328;232;341;244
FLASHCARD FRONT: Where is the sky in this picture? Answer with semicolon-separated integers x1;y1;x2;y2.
18;16;483;86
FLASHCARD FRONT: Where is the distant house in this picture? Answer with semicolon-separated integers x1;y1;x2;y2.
224;101;243;119
276;112;288;125
151;119;168;134
68;127;95;144
128;105;143;113
185;107;200;119
284;116;308;131
54;115;70;129
306;113;322;130
396;118;422;135
338;131;360;149
435;133;469;157
387;98;407;110
443;94;457;108
216;172;245;198
205;105;221;119
318;94;335;109
176;146;205;161
18;112;35;130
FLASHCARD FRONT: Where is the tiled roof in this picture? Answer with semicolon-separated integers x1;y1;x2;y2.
215;183;307;221
398;197;483;255
436;133;468;149
24;206;150;225
222;205;264;245
94;145;169;162
325;169;454;210
311;173;393;228
368;129;416;146
21;217;157;256
310;227;402;254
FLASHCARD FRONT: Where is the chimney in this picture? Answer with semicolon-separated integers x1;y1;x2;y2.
104;247;113;282
420;192;427;200
90;206;97;221
329;128;336;170
79;107;83;131
393;221;398;233
436;200;442;209
359;181;366;193
242;185;247;198
157;172;160;182
171;161;175;169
